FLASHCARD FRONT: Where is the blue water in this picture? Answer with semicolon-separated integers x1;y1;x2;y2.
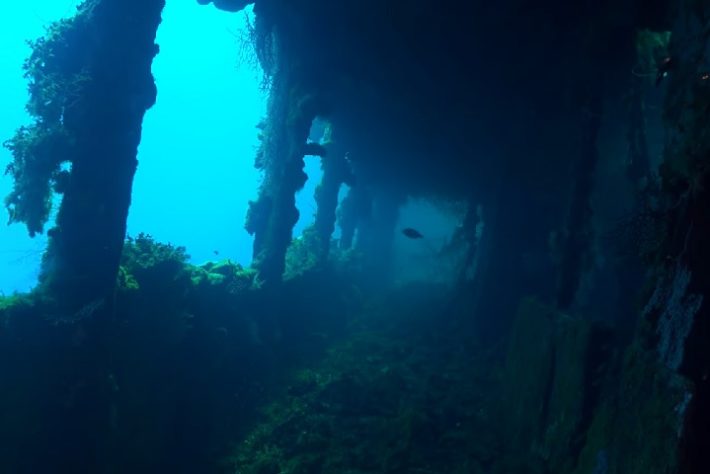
0;1;322;294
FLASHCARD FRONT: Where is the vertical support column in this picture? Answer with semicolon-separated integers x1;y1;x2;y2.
555;93;603;310
312;127;353;263
337;184;371;251
354;189;403;286
245;38;322;285
5;0;165;310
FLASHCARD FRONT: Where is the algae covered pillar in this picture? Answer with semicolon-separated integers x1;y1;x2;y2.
244;4;325;286
338;182;371;251
354;189;403;286
311;127;353;263
555;92;603;310
5;0;165;308
246;79;321;285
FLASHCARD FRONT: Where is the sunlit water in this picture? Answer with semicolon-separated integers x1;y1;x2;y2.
0;1;322;293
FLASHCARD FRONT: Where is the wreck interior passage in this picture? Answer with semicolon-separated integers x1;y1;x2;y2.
1;0;709;473
392;198;465;286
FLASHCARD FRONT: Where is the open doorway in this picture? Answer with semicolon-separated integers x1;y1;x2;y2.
128;3;267;267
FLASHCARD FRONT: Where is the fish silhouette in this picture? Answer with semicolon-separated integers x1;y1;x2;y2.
402;228;424;239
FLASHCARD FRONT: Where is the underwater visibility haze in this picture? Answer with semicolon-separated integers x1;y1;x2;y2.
0;0;709;473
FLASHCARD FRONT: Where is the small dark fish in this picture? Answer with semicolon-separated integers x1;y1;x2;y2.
213;250;220;256
402;228;424;239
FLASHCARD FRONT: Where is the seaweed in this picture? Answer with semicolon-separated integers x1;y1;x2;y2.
227;285;504;474
3;13;90;236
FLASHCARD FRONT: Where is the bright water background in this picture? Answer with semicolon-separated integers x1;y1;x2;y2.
0;1;322;293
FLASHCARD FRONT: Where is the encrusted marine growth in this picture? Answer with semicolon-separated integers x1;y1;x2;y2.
311;125;354;263
637;3;710;468
3;16;88;236
17;0;166;308
243;6;328;286
337;184;370;250
196;0;253;12
246;81;324;285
